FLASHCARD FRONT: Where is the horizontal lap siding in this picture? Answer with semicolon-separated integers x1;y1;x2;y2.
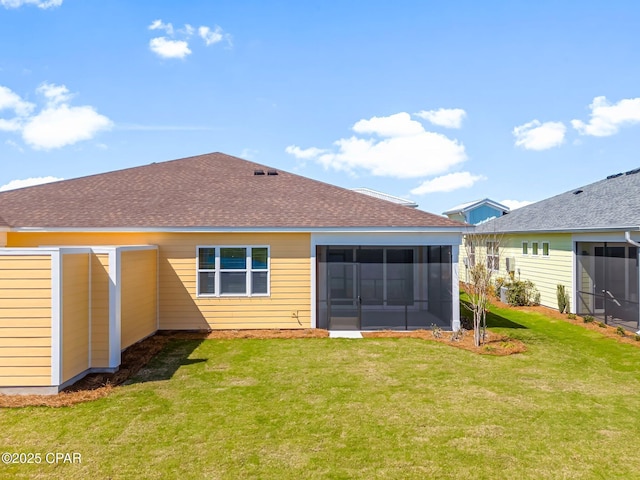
500;234;573;309
0;255;52;387
91;253;110;368
62;253;90;383
121;249;157;349
8;232;312;330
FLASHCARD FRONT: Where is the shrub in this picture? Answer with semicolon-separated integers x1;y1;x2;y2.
597;321;606;328
506;280;541;306
460;316;473;330
557;284;570;314
432;324;443;339
635;334;640;342
616;326;626;336
567;313;577;320
494;277;507;299
583;315;594;323
450;328;466;342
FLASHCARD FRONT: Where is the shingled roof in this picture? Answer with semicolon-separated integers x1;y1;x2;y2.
476;168;640;233
0;152;464;230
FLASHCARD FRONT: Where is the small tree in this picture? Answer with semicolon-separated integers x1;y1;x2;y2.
462;230;503;347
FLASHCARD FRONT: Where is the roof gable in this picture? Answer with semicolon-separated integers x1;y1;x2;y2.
0;152;465;230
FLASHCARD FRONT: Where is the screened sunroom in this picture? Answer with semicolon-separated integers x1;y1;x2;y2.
316;245;453;330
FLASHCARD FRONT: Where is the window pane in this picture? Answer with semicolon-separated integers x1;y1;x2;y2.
252;248;268;269
522;243;528;255
252;271;268;294
543;243;549;256
532;243;538;255
199;248;216;269
221;248;246;269
199;271;215;295
221;272;247;294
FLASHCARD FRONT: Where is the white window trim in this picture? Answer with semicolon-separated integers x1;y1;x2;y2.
196;245;270;298
486;241;499;272
541;241;550;257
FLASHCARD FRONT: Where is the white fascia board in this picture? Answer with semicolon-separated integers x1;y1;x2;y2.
0;248;61;255
12;226;466;234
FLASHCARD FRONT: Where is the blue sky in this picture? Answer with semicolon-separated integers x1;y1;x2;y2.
1;1;639;215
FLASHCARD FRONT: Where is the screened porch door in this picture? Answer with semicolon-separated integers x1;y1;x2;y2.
327;262;361;330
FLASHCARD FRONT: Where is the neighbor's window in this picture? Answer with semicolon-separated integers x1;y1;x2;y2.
522;242;528;255
542;242;550;257
197;246;269;297
466;239;476;268
532;242;539;256
487;241;499;271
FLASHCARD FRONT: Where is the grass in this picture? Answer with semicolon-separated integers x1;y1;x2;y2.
3;302;640;479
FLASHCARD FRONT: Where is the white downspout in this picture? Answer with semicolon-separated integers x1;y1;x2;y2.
624;231;640;334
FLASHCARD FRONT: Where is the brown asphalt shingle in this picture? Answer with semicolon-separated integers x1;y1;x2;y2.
0;152;465;229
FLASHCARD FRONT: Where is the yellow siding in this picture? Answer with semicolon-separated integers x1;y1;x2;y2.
91;253;110;368
61;253;90;383
0;255;52;387
121;249;157;349
499;234;573;309
8;232;312;330
460;233;573;309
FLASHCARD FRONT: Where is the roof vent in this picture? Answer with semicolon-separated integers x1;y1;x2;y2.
607;173;623;179
625;168;640;176
573;189;584;195
267;169;278;176
253;169;265;176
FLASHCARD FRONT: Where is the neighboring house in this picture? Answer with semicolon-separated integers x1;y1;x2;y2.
470;169;640;331
0;152;465;394
351;188;419;208
443;198;510;225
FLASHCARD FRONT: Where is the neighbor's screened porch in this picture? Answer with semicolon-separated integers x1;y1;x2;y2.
316;245;452;330
576;242;640;330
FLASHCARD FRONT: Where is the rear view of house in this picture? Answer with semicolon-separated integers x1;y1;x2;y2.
0;152;465;394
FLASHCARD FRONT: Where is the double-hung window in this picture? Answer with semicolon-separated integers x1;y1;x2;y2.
197;246;269;297
487;241;499;271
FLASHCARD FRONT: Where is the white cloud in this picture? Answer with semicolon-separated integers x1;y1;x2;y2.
352;112;424;137
148;19;174;35
0;176;63;192
513;120;566;150
0;83;112;150
36;82;72;105
23;104;112;150
571;96;640;137
500;199;533;210
0;0;62;9
286;112;467;179
410;172;486;195
149;37;191;59
285;145;327;159
0;85;35;117
198;25;223;45
415;108;467;129
148;20;230;59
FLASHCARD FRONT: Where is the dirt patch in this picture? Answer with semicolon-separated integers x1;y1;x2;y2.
362;330;526;356
0;329;327;408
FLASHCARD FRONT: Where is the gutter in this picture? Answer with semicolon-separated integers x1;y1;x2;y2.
624;231;640;248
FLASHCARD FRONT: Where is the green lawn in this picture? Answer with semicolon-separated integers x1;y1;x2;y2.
3;303;640;479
